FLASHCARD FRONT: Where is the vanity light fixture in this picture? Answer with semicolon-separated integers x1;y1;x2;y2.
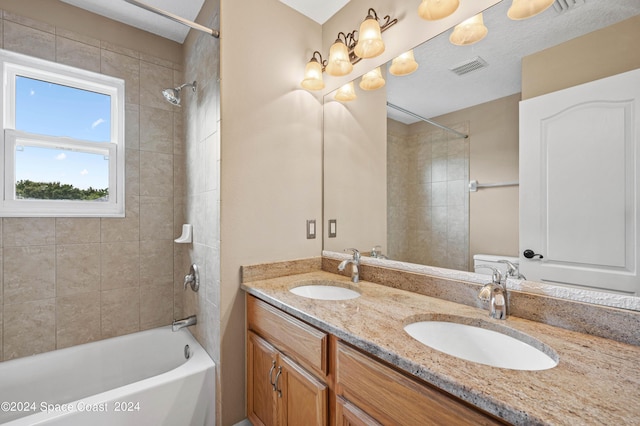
359;67;385;90
389;50;419;76
301;51;326;90
300;8;397;91
335;81;357;101
418;0;460;21
354;8;386;59
326;32;355;76
449;13;488;46
507;0;555;20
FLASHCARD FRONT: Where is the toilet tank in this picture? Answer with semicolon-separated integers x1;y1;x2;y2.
473;254;519;277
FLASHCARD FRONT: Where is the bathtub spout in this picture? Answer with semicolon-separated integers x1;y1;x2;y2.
172;315;197;332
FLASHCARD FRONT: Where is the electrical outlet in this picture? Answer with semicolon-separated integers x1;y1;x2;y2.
306;220;316;239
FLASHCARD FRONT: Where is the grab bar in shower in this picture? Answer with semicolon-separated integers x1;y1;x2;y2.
469;179;519;192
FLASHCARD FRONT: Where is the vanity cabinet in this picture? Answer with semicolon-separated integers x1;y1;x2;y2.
247;296;328;426
246;295;507;426
335;342;506;426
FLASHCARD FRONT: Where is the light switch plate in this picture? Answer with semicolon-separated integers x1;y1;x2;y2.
328;219;337;238
306;220;316;239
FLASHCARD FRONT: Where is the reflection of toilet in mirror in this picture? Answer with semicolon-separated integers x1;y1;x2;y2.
473;254;522;279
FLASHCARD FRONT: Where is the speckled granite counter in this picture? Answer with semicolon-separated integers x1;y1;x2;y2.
241;270;640;425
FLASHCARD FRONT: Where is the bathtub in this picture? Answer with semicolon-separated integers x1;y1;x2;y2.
0;326;215;426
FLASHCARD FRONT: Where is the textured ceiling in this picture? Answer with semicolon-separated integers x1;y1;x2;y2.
385;0;640;123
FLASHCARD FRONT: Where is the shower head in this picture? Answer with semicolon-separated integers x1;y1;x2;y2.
161;81;197;106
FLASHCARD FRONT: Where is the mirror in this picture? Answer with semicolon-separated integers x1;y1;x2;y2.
323;0;640;307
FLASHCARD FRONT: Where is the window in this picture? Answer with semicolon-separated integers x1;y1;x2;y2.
0;49;125;217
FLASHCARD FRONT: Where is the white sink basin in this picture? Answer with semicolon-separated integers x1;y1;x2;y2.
290;284;360;300
404;319;558;371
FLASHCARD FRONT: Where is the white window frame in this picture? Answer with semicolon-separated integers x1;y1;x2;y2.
0;49;125;217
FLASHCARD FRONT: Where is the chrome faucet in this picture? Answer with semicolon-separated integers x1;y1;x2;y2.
338;248;360;283
172;315;197;332
475;265;507;320
498;259;526;280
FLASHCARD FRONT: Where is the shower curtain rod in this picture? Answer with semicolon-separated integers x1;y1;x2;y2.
124;0;220;38
386;102;468;139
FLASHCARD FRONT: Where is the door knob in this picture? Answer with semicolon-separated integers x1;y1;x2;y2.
523;249;543;259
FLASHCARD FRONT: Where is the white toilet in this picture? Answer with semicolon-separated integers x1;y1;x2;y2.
473;254;520;278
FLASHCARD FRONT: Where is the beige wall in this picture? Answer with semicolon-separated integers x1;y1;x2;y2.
219;0;323;423
523;15;640;100
324;80;387;254
0;9;186;360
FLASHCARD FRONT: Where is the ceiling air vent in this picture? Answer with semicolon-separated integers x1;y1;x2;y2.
449;56;488;76
552;0;586;14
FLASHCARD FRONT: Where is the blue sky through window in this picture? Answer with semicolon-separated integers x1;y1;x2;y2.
14;76;111;191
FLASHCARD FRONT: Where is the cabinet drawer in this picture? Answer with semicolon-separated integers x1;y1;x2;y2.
336;342;506;426
247;295;328;377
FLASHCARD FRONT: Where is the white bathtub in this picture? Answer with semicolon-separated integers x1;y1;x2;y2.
0;326;215;426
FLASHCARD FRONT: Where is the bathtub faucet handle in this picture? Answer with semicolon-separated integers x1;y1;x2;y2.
184;264;199;292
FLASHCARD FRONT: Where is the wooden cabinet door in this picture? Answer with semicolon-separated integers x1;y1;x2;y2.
336;397;381;426
278;354;328;426
248;332;279;426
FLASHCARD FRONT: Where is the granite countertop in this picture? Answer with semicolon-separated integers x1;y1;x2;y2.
241;270;640;426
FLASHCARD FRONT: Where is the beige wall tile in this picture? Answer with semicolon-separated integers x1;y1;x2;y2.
140;60;173;110
56;243;100;296
100;241;139;290
0;307;3;362
56;218;100;244
125;149;141;196
140;151;173;197
139;196;173;241
101;48;140;105
100;195;140;242
140;240;173;287
173;110;185;155
56;292;100;349
140;106;173;153
2;11;54;33
100;40;140;60
3;299;55;360
3;246;55;304
101;287;139;338
56;35;100;72
3;20;55;61
125;103;140;150
3;218;55;246
55;27;100;47
0;248;3;306
140;283;173;330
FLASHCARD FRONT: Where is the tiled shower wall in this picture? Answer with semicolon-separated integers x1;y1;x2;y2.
387;120;470;271
179;5;221;364
0;11;187;361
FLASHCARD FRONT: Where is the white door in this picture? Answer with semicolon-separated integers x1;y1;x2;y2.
519;68;640;295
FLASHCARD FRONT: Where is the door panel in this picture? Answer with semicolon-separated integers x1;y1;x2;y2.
519;68;640;294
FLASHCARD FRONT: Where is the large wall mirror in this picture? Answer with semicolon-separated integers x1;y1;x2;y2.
323;0;640;308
